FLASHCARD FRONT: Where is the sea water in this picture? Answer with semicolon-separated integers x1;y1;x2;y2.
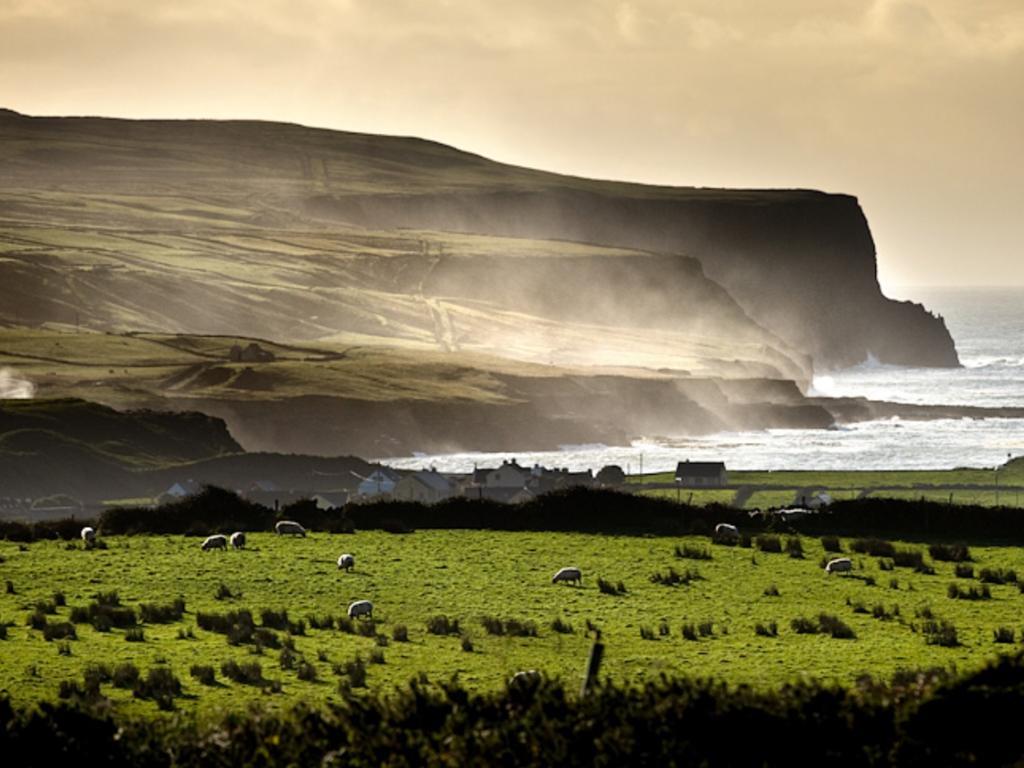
385;288;1024;472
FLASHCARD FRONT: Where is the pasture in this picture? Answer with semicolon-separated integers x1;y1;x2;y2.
2;529;1024;715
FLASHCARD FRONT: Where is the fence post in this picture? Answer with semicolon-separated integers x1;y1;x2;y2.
581;631;604;697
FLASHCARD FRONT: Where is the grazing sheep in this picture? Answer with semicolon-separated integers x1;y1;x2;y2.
337;553;355;572
230;532;246;550
714;523;740;540
80;527;96;544
552;567;582;586
201;534;228;551
275;520;306;537
348;599;373;620
825;557;853;575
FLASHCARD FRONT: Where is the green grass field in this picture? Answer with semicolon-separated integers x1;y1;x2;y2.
3;530;1024;716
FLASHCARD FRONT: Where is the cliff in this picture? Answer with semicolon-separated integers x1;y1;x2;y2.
0;109;957;373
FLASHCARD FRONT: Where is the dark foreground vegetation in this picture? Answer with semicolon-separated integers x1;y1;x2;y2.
4;652;1024;766
4;486;1024;543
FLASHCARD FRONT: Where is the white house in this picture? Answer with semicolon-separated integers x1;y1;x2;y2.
485;460;532;489
357;467;400;498
393;469;456;504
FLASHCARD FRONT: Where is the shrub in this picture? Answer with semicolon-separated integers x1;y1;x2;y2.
681;623;698;641
755;621;778;637
375;633;389;647
818;614;856;639
763;584;780;597
994;627;1015;644
889;578;900;590
674;544;712;560
698;621;715;637
426;615;461;636
125;627;145;642
279;647;297;671
872;604;899;621
791;617;819;634
343;657;367;686
260;609;290;630
42;621;77;642
650;567;702;586
197;610;255;644
5;580;13;594
190;665;217;685
922;620;960;647
297;660;318;681
113;663;140;689
640;626;656;640
850;538;895;557
214;583;237;601
930;543;972;562
356;621;377;638
597;578;627;596
132;667;182;710
57;641;72;656
370;648;387;664
93;591;121;607
878;559;894;571
756;535;782;553
551;617;573;634
955;564;975;579
784;537;804;559
821;535;842;553
307;615;334;630
481;617;537;637
739;533;753;548
392;624;409;642
52;591;66;607
337;617;355;634
0;622;7;641
979;568;1017;585
891;548;926;570
221;660;264;685
947;583;991;600
139;598;185;624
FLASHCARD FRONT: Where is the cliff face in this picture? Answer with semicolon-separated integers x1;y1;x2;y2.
313;189;958;370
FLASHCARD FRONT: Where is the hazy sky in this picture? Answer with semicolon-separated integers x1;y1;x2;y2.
2;0;1022;291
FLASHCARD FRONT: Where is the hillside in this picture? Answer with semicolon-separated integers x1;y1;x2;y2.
0;109;955;373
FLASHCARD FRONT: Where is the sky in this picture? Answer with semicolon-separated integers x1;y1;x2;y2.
2;0;1022;291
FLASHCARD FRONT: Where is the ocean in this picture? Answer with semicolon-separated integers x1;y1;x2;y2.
385;288;1024;473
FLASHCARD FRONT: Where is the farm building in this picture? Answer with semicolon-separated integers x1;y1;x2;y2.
675;461;728;488
357;467;400;498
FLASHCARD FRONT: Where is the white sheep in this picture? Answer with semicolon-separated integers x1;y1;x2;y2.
348;599;373;620
552;566;582;586
201;534;228;551
509;670;541;686
230;531;246;549
337;553;355;572
80;526;96;545
714;522;740;540
274;520;306;537
825;557;853;575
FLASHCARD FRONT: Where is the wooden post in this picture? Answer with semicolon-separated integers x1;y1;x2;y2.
581;631;604;697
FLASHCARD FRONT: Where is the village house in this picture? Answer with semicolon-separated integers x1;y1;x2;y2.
393;469;457;504
357;467;400;498
675;460;728;488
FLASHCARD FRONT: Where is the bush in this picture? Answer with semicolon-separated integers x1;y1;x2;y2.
756;535;782;553
955;564;975;579
791;617;819;635
52;591;66;607
891;548;926;570
755;621;778;637
197;610;255;644
190;665;217;685
784;537;804;559
297;661;318;681
139;598;185;624
650;567;702;586
221;660;264;685
763;584;780;597
42;621;77;642
426;616;461;636
922;619;960;647
392;624;409;642
640;626;656;641
57;641;72;656
818;614;856;639
71;597;137;631
821;535;842;553
658;620;671;637
851;538;896;557
337;617;355;634
279;647;297;671
341;657;367;687
112;663;140;689
947;583;991;600
698;621;714;637
993;627;1015;644
979;568;1017;585
260;609;290;630
929;543;971;562
370;648;387;664
125;627;145;642
307;615;334;630
5;580;13;595
597;578;628;596
132;667;182;710
680;623;698;641
551;617;573;634
481;617;538;637
214;583;237;601
674;544;712;560
878;559;894;571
